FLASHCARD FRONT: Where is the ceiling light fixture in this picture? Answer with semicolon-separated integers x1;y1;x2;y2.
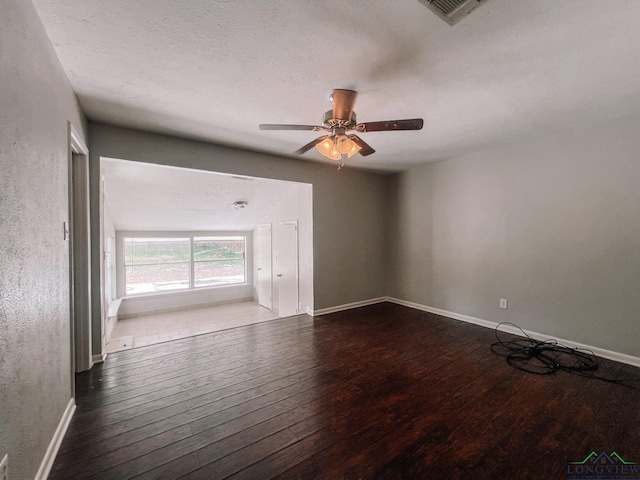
315;134;361;161
260;89;423;168
231;201;248;210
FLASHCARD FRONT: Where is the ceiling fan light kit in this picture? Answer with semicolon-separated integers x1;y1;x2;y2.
315;130;362;160
259;89;423;167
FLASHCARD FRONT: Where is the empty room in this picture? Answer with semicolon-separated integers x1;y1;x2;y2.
1;1;639;479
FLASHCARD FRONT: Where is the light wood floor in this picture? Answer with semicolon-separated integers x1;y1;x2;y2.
106;301;278;353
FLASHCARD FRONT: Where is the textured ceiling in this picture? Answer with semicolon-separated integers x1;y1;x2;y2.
34;0;640;171
101;158;301;231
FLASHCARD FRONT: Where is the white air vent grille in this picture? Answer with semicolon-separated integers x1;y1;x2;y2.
417;0;488;26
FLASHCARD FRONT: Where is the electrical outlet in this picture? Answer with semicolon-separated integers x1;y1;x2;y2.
1;454;8;480
500;298;508;310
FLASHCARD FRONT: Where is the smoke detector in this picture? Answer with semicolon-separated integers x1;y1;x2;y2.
231;201;248;210
417;0;489;25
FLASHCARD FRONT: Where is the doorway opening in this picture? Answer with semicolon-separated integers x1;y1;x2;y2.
97;158;313;353
68;124;92;378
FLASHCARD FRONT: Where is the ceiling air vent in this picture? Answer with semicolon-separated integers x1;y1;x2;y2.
417;0;489;26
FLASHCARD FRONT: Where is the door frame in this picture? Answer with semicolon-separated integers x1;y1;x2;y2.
68;123;92;377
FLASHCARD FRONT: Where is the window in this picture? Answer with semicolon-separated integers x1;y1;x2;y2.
123;235;246;295
193;236;245;288
124;237;190;295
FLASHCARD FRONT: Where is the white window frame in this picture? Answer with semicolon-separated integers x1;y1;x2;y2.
116;231;250;298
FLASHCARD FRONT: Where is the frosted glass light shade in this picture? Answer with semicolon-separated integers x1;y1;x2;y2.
346;141;362;158
316;136;342;160
335;135;353;154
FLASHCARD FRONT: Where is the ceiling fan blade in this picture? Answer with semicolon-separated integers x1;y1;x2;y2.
357;118;424;132
259;124;319;131
295;135;328;155
332;89;357;122
349;135;375;156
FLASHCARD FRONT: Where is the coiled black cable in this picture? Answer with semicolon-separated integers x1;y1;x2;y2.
490;322;639;385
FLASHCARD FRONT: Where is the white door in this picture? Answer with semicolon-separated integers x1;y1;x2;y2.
277;221;298;317
257;224;272;309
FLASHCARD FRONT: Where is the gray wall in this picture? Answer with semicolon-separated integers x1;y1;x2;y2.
88;123;389;353
388;114;640;357
0;2;87;479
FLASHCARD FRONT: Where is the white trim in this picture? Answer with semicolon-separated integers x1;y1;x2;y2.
116;230;251;299
68;122;93;374
108;297;122;317
311;297;387;316
385;297;640;368
92;352;108;363
35;398;76;480
385;297;497;329
69;124;88;155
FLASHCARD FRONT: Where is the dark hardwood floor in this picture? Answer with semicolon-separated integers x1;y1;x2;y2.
51;303;639;479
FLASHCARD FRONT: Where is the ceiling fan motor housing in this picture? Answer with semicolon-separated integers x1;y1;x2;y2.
323;110;356;130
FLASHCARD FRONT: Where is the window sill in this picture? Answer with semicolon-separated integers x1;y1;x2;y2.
123;282;251;300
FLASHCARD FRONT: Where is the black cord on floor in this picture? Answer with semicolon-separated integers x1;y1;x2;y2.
490;322;639;385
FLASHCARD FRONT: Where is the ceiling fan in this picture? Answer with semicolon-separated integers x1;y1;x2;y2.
259;89;423;164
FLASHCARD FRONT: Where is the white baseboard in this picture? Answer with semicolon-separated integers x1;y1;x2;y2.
93;352;107;364
386;297;498;329
385;297;640;368
311;297;387;316
35;398;75;480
